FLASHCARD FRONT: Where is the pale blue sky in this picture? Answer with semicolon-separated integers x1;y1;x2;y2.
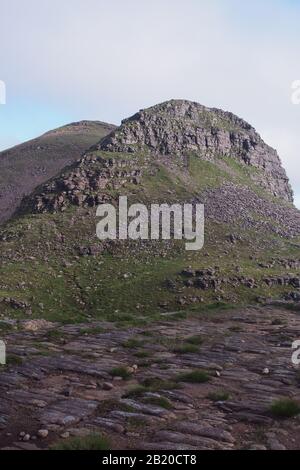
0;0;300;207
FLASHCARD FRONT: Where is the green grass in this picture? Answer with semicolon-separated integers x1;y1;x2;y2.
188;155;230;191
122;338;144;349
176;369;210;384
96;397;144;415
136;359;154;368
45;330;66;341
0;322;14;333
124;378;179;399
123;385;149;398
271;318;286;326
110;366;132;380
142;163;191;202
228;325;243;333
207;390;230;402
134;350;152;358
185;335;204;345
140;331;154;337
269;398;300;419
172;343;199;354
143;396;173;410
52;434;110;450
126;416;147;429
6;354;23;366
281;304;300;313
79;326;105;335
142;377;180;390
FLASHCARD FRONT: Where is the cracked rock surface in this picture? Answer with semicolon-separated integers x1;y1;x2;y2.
0;306;299;450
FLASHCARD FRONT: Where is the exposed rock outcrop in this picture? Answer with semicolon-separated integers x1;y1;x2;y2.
18;100;297;232
98;100;293;202
21;155;143;213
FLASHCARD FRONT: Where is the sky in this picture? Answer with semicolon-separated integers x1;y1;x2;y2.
0;0;300;207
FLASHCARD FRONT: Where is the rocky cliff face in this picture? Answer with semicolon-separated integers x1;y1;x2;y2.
99;100;293;202
19;99;297;228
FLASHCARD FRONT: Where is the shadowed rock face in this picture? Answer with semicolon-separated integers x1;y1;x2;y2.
99;100;293;202
0;120;115;224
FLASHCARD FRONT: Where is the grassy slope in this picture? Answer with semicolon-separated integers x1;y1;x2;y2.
0;150;299;324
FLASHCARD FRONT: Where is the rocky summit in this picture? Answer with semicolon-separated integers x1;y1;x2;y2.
20;101;299;237
99;100;293;202
0;100;299;450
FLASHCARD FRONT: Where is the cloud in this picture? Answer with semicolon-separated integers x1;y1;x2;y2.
0;0;300;205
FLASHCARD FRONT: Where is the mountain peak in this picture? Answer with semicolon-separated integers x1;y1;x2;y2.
97;100;292;202
124;99;253;130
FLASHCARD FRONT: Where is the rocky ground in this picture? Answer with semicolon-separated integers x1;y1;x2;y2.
0;305;299;450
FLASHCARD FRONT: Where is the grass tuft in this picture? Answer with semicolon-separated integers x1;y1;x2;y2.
143;396;173;409
52;434;110;450
6;354;23;366
80;326;104;335
186;335;204;346
122;338;143;349
176;369;210;384
142;377;180;391
172;343;199;354
110;366;132;380
207;390;230;402
134;350;151;358
269;398;300;419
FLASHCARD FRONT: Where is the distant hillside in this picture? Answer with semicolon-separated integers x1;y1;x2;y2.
0;120;116;224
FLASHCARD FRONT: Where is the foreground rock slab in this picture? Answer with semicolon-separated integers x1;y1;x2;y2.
0;306;299;450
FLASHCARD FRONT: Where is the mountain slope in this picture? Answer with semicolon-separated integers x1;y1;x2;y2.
1;100;300;323
0;120;116;224
99;100;293;202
